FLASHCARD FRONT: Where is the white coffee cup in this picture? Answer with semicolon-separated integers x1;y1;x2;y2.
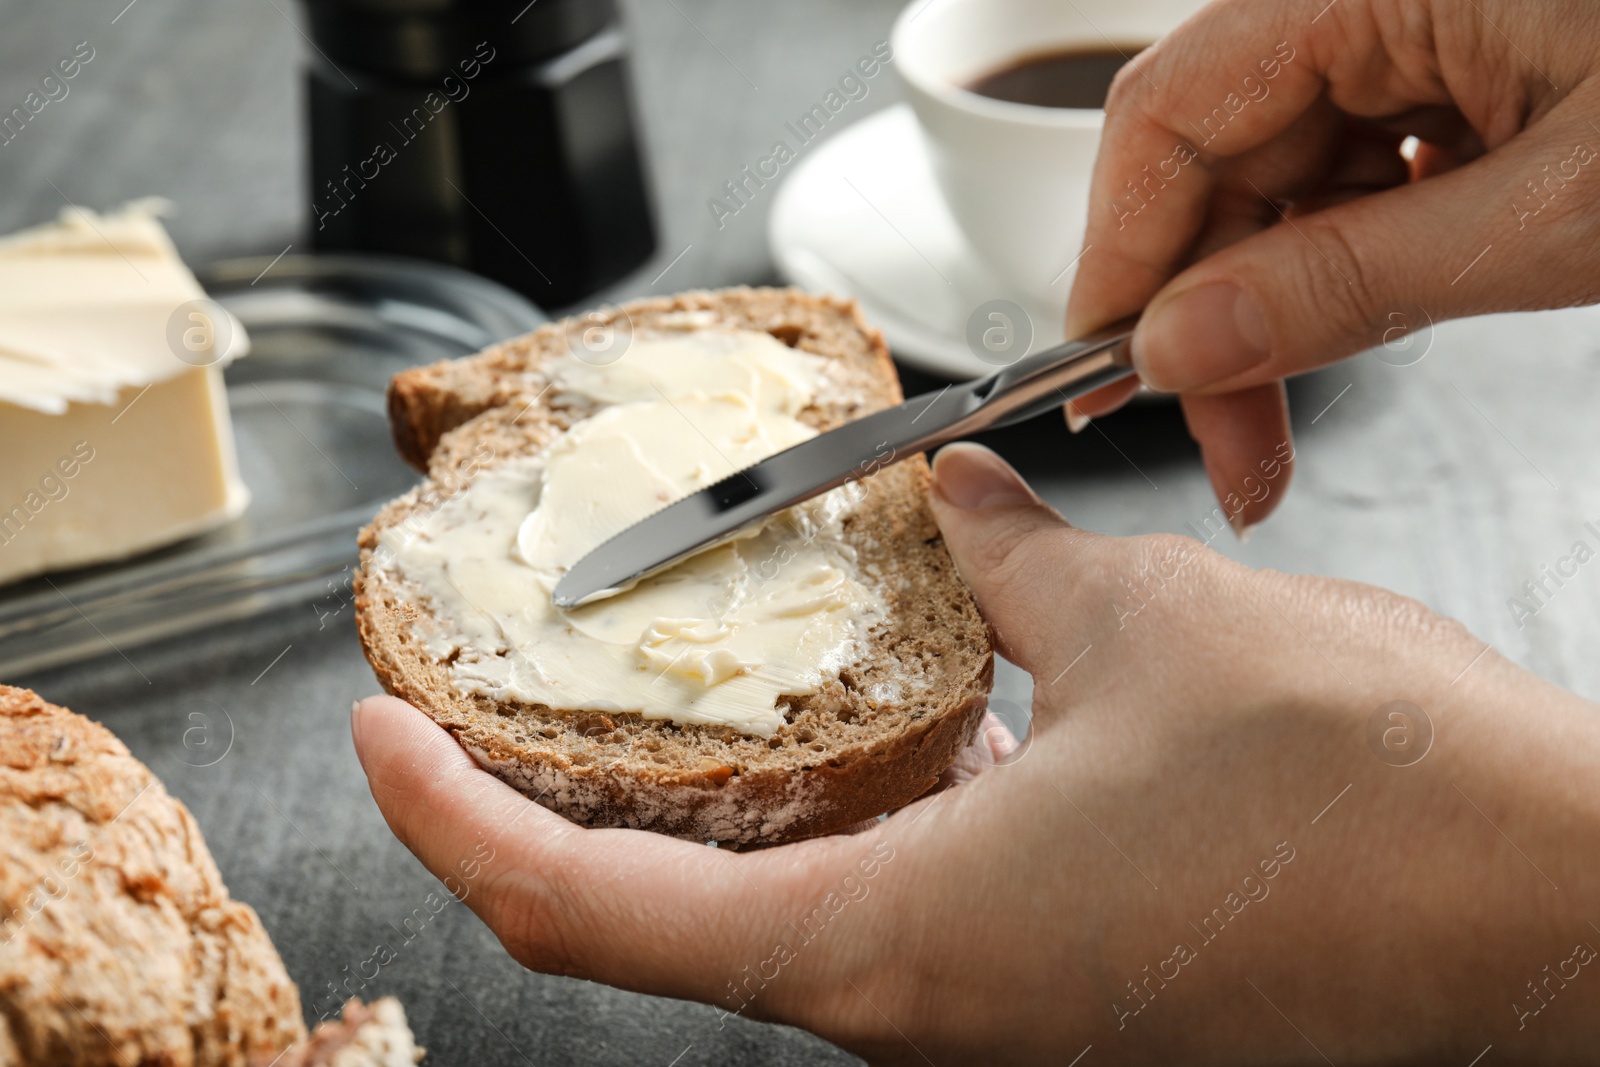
892;0;1202;307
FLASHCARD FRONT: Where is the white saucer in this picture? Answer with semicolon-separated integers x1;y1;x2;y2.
769;104;1073;379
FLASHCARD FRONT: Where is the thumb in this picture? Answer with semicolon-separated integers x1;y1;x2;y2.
927;443;1101;677
1130;100;1600;394
350;695;821;1002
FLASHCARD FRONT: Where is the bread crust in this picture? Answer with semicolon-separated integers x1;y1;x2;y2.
356;288;993;844
0;685;306;1066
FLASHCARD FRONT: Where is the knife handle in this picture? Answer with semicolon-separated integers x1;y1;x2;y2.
988;316;1138;427
941;316;1139;438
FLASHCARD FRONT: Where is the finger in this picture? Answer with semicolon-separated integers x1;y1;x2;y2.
932;712;1020;789
1131;83;1600;394
1066;93;1348;334
926;442;1106;677
976;711;1022;763
1178;383;1295;538
1063;377;1142;430
877;712;1021;834
1293;122;1410;203
352;694;549;875
750;710;1018;842
1065;11;1379;335
351;696;848;1005
1410;140;1467;181
1205;93;1350;209
1064;0;1582;375
1370;104;1481;160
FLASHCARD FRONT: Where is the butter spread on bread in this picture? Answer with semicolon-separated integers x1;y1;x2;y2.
358;289;992;844
380;329;884;736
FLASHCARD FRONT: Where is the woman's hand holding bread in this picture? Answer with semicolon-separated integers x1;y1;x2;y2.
349;2;1600;1059
354;443;1600;1065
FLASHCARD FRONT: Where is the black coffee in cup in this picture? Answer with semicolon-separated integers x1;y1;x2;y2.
968;44;1147;109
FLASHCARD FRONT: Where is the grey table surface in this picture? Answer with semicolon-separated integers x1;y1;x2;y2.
5;1;1600;1064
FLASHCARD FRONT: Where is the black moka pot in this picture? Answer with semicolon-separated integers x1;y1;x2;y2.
303;0;657;308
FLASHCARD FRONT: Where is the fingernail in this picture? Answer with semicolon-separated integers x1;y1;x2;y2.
1229;511;1256;543
1133;283;1271;392
1065;405;1091;434
932;442;1035;510
351;699;367;751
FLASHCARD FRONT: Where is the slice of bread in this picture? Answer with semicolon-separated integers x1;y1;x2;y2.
356;288;993;845
0;685;424;1066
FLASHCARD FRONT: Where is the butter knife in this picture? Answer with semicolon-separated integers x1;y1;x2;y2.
552;316;1138;608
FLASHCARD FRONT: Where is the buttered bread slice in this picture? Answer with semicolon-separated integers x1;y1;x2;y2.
355;288;992;844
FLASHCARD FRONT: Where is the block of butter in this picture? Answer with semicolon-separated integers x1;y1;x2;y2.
0;201;250;586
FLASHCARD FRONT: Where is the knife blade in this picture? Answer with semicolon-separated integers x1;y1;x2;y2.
551;315;1138;608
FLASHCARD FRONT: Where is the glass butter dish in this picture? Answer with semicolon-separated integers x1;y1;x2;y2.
0;254;543;677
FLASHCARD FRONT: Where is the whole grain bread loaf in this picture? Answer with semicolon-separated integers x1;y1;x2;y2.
0;685;422;1067
356;288;993;845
